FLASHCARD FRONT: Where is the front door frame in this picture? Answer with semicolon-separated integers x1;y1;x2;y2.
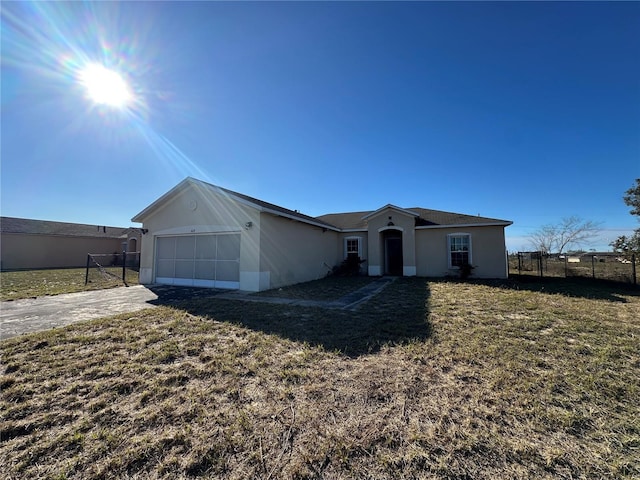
382;228;403;276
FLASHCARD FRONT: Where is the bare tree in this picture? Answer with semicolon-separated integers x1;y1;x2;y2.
529;224;557;254
529;216;602;254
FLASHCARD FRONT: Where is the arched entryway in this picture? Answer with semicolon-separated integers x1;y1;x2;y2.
382;229;403;276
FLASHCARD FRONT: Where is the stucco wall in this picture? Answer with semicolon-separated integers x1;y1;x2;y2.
415;226;508;278
365;209;417;276
0;234;125;270
136;184;262;289
259;213;338;289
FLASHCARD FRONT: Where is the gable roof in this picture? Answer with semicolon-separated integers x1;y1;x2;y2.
0;216;131;239
316;211;371;230
216;183;339;231
133;177;511;232
131;177;340;231
409;208;512;228
361;204;419;221
317;208;511;230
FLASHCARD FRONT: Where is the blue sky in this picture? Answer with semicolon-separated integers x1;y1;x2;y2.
2;1;639;252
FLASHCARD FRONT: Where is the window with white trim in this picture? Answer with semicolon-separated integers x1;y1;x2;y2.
448;234;471;268
344;237;362;260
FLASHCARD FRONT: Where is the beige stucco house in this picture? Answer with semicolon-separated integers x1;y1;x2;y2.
132;178;512;292
0;217;141;270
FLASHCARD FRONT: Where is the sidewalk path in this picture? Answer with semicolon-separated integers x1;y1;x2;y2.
217;276;396;310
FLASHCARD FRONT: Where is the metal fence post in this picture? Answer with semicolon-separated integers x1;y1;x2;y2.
122;250;127;286
539;252;543;278
85;254;91;285
592;255;596;279
633;254;637;286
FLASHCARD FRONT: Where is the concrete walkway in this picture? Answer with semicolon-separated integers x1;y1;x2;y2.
217;276;396;310
1;277;396;340
1;286;159;340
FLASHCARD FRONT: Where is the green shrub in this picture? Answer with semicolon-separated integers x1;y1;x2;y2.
332;256;366;276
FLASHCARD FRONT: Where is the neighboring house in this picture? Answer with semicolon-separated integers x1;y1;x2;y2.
132;177;512;292
578;252;621;262
0;217;141;270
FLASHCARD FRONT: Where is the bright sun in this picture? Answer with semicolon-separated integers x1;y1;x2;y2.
79;63;132;108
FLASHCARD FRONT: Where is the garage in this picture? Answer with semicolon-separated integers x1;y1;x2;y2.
154;234;240;289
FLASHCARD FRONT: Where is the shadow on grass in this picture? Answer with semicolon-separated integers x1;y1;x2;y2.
148;278;432;358
477;275;639;303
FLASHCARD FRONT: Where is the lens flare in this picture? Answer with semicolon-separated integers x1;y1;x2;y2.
79;63;132;108
1;1;213;183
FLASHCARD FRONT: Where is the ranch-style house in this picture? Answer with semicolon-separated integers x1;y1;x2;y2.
132;177;512;292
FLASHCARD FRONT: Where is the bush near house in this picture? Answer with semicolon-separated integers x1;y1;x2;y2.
332;255;366;276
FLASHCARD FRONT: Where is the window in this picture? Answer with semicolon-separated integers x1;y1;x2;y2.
448;234;471;268
344;237;362;259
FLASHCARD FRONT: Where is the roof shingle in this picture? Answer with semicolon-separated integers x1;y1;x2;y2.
316;208;511;230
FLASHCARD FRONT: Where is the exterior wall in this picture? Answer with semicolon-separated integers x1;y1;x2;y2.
0;234;125;270
137;184;262;290
365;209;416;276
415;226;508;278
259;213;339;289
134;179;510;288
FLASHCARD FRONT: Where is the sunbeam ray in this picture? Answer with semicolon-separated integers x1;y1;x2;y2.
1;1;209;182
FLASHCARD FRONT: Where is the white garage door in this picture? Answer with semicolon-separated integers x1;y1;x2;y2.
155;234;240;289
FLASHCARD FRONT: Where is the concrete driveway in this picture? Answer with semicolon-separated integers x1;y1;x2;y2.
0;278;395;340
0;285;160;340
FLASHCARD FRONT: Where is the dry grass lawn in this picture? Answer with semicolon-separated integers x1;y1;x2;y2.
1;268;139;301
1;277;639;479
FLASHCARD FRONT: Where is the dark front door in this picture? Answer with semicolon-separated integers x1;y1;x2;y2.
384;234;403;276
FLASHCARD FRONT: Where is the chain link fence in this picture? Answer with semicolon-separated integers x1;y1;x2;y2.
85;251;140;287
509;251;637;286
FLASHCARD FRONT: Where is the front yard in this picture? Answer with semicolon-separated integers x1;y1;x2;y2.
1;276;639;479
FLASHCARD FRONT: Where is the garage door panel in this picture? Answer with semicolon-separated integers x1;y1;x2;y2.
156;237;175;259
176;236;195;259
216;261;240;282
194;261;215;280
174;260;195;278
156;259;174;278
155;234;240;289
195;236;216;259
217;235;240;260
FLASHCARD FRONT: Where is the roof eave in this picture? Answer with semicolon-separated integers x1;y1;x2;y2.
415;221;513;230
